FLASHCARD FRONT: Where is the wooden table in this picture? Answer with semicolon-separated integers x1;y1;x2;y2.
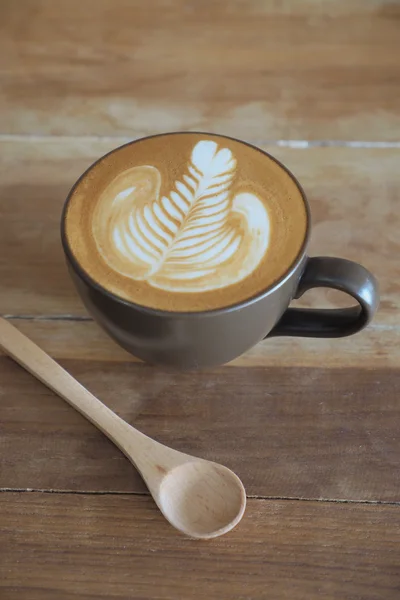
1;1;399;598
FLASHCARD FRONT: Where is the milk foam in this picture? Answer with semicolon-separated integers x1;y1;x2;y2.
92;140;270;293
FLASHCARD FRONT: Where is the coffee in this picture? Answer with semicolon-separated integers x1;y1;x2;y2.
64;133;307;312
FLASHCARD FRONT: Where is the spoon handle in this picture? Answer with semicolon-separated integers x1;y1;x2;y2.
0;317;147;457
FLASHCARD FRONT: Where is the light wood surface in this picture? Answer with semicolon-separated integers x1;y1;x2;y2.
1;0;399;140
1;0;399;597
2;355;399;502
1;493;400;600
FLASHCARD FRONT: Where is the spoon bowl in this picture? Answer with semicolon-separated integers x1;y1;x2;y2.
158;460;246;539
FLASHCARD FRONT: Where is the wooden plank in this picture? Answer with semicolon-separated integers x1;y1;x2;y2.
0;1;399;140
0;138;111;316
1;355;399;501
1;492;399;599
4;316;400;369
0;138;398;322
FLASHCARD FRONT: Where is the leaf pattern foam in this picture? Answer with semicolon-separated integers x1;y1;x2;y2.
92;140;270;293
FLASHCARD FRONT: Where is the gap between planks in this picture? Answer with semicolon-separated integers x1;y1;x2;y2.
0;133;399;148
1;488;399;507
2;315;93;322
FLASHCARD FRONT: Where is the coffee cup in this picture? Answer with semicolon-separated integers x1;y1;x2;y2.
61;132;379;368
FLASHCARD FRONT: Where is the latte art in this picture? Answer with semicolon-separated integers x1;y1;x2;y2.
92;141;270;293
64;133;307;311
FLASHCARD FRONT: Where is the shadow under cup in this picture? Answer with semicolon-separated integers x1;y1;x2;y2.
61;137;379;369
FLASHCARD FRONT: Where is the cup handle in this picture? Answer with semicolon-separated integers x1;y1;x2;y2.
268;256;379;338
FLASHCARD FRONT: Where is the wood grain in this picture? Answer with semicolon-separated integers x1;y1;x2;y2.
0;139;398;323
1;354;399;501
0;0;399;140
1;2;399;597
4;316;399;369
1;492;399;600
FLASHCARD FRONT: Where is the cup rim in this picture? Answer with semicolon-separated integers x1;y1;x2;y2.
60;131;311;318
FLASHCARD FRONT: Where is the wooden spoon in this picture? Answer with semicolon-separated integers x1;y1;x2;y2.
0;317;246;539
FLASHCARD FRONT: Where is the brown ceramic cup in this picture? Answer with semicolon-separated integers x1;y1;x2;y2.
61;144;379;369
